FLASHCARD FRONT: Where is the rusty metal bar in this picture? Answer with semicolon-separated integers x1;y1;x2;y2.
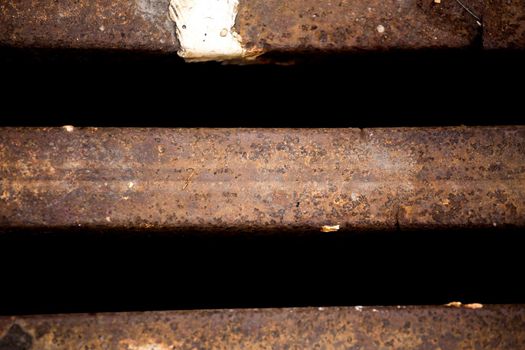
0;305;524;349
0;0;178;52
1;0;524;57
235;0;483;53
235;0;524;54
0;127;524;232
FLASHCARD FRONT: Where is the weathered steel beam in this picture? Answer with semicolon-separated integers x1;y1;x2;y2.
0;0;178;52
235;0;525;55
483;0;525;49
0;127;523;232
0;305;524;349
1;0;524;61
235;0;483;54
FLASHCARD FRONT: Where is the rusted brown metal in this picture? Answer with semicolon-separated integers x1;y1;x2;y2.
483;0;525;49
0;0;178;52
0;127;524;232
235;0;482;53
0;305;524;349
1;0;524;56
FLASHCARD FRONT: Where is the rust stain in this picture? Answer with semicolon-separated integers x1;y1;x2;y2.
0;306;523;349
235;0;486;56
0;0;178;51
0;127;524;232
483;0;525;49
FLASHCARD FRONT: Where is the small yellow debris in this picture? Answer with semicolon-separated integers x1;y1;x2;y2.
445;302;483;309
120;339;172;350
321;225;340;232
105;216;111;222
0;191;9;200
434;0;441;3
63;125;74;132
128;181;134;189
445;301;462;307
401;205;414;216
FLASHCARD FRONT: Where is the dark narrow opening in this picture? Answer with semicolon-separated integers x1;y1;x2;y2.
0;228;524;315
0;47;524;127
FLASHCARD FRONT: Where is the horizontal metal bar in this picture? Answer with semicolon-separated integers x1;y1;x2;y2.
237;0;525;54
0;305;524;349
236;0;483;53
0;127;523;232
0;0;178;52
0;0;523;58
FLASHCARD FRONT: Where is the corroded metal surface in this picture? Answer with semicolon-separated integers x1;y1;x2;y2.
483;0;525;49
0;0;178;51
236;0;482;53
1;0;524;55
0;305;524;349
0;127;523;232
